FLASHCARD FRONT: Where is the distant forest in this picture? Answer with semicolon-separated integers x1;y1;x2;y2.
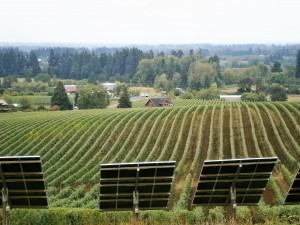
0;44;299;89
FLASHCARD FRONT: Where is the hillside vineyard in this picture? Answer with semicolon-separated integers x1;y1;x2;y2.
0;101;300;208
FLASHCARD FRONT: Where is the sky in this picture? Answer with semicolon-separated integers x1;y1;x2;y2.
0;0;299;45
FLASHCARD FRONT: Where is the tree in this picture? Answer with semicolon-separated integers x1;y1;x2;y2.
268;83;287;101
268;72;287;85
154;74;172;92
118;87;132;108
28;51;41;76
134;59;155;86
74;92;79;106
88;71;97;84
24;76;32;82
48;49;59;76
296;50;300;78
188;62;215;90
51;81;72;110
2;76;18;89
238;78;253;93
196;83;220;100
258;64;269;77
172;72;182;88
271;61;283;73
0;79;3;95
19;97;33;110
77;85;109;109
209;55;223;87
115;82;127;96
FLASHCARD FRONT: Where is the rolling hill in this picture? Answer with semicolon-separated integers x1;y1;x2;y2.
1;100;300;223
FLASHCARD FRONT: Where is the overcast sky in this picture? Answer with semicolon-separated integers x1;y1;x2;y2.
0;0;299;45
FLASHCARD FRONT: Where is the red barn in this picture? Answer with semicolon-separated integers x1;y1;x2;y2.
64;85;77;93
145;98;174;107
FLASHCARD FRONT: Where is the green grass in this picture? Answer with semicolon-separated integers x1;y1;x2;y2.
12;95;51;105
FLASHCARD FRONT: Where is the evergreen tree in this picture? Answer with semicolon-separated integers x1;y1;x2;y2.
28;51;41;76
15;51;27;75
51;81;72;110
209;55;223;87
2;76;18;88
48;49;59;76
74;92;79;106
118;87;132;108
271;61;283;73
296;50;300;78
88;71;97;84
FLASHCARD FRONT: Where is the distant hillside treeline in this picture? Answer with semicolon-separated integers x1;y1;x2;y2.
46;48;154;81
0;48;41;77
0;47;154;80
0;44;299;85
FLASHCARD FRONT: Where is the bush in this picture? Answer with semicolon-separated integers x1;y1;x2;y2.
187;207;205;224
236;206;252;223
49;105;60;111
241;92;267;102
140;210;171;224
181;91;194;99
196;85;220;100
19;97;33;110
36;105;47;111
208;206;225;223
256;201;281;223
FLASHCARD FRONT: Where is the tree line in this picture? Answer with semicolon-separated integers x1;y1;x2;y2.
1;47;300;93
46;48;155;82
0;48;41;77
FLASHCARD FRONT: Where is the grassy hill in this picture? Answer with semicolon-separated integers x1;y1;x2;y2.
1;100;300;224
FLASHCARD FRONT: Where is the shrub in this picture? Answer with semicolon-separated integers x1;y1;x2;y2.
36;105;47;111
196;84;220;100
49;105;60;111
187;207;205;224
256;201;282;223
208;206;225;223
19;97;33;110
241;92;267;102
236;206;252;224
180;91;194;99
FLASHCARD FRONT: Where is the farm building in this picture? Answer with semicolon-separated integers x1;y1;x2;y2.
140;92;149;97
0;99;8;112
64;85;77;93
220;95;241;102
145;98;174;107
102;82;115;91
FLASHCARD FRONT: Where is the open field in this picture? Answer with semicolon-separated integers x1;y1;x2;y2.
11;95;51;105
129;86;159;97
288;94;300;102
1;100;300;224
